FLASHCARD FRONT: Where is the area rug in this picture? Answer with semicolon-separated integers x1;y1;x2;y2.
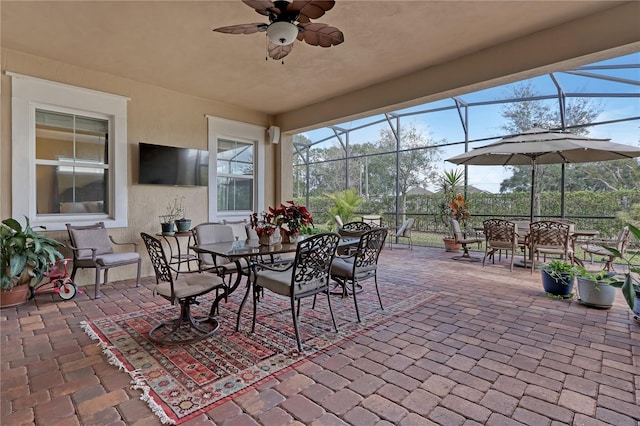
81;281;438;424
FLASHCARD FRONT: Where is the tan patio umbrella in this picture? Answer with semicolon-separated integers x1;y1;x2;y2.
446;127;640;222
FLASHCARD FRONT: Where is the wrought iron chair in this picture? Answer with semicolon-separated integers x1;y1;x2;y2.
527;220;574;274
581;226;630;271
193;223;251;285
389;218;414;250
450;219;483;261
337;221;372;255
66;222;141;299
239;232;341;352
330;227;388;322
482;219;518;271
140;233;224;345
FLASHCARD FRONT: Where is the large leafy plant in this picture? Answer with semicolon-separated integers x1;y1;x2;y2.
606;224;640;312
1;217;64;290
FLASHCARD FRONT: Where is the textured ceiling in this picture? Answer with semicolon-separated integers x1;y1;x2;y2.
1;1;635;119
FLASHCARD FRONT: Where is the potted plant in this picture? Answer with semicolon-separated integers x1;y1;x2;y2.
576;266;618;309
160;196;187;235
1;217;64;307
273;200;313;243
325;189;362;230
249;211;280;246
438;169;465;252
606;224;640;320
540;260;577;298
170;196;191;233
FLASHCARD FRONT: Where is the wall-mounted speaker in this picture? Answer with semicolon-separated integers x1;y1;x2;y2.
268;125;280;144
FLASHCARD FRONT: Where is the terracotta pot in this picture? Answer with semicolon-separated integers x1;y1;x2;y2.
443;238;461;252
0;285;31;308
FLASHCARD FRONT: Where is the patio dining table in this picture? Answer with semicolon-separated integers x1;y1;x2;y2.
190;237;358;330
478;220;599;268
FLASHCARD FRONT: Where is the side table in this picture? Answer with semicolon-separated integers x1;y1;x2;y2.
156;231;198;278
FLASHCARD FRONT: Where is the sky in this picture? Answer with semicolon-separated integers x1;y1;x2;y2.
297;52;640;193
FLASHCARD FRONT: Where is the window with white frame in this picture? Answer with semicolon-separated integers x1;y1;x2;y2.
10;73;129;230
207;116;265;221
217;138;254;212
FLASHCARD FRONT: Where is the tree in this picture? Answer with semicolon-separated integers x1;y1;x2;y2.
499;82;640;193
294;122;442;210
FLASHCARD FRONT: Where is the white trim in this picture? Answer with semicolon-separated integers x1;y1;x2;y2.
10;73;129;230
207;116;266;222
6;72;131;102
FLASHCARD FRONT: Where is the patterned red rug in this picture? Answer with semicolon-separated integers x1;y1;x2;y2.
82;280;438;424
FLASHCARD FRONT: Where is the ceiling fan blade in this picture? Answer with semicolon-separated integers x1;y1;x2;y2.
213;23;268;35
297;22;344;47
242;0;280;17
268;42;293;60
288;1;335;23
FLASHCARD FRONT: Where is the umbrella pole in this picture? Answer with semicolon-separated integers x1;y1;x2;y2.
530;160;536;223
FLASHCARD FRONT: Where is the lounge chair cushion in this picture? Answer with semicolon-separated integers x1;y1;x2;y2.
70;228;113;259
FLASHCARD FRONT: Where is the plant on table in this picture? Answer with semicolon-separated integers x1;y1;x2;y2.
272;200;313;237
249;210;278;237
1;217;64;291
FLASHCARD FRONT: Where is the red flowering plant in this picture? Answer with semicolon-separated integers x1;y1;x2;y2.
272;200;313;236
249;211;278;237
447;194;471;226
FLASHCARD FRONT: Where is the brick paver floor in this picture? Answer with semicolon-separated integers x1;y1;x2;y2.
1;246;638;425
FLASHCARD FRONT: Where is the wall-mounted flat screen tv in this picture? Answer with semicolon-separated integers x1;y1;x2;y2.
138;142;209;186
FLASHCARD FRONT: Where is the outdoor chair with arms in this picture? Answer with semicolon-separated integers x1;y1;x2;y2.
527;220;574;274
450;218;483;261
238;232;341;352
581;226;630;271
337;221;372;255
482;219;518;271
330;227;388;322
66;222;141;299
193;223;251;288
140;233;224;345
389;218;414;250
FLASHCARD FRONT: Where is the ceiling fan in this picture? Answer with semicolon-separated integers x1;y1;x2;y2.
213;0;344;61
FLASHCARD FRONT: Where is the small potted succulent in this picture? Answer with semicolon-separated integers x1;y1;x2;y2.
540;260;577;298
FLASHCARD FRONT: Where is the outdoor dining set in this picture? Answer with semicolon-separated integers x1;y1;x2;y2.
449;217;629;274
132;219;395;351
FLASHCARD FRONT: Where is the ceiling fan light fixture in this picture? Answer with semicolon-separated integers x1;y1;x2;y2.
267;21;298;46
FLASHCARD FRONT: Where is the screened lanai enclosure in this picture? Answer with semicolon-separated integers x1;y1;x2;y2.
293;53;640;248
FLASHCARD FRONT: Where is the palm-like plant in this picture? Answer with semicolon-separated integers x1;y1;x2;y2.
326;189;363;227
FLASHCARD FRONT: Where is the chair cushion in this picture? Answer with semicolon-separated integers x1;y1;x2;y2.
395;222;408;238
95;252;140;266
223;220;249;241
255;269;293;296
580;244;609;256
488;240;514;249
155;274;223;299
70;228;113;259
331;257;354;278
